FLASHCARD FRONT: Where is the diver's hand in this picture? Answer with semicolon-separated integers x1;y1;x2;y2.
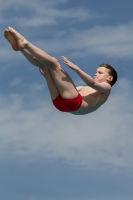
61;56;78;71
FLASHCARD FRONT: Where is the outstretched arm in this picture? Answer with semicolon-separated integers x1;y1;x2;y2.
61;56;111;94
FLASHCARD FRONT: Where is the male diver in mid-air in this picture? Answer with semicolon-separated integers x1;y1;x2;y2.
4;27;117;115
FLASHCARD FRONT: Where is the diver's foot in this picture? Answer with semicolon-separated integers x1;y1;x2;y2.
8;26;28;50
4;29;18;51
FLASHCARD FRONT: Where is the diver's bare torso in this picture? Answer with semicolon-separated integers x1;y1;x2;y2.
71;86;110;115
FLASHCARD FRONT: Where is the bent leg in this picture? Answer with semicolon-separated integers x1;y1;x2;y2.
19;49;60;100
39;67;60;101
8;27;79;99
48;65;78;99
20;49;60;100
21;49;78;100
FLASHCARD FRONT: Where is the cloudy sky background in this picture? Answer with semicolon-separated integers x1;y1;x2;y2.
0;0;133;199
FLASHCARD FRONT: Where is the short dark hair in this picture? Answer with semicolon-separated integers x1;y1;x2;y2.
99;63;118;86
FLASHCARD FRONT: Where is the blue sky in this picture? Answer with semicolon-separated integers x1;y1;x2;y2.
0;0;133;199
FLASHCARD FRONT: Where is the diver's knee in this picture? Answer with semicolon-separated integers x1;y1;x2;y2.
51;57;60;67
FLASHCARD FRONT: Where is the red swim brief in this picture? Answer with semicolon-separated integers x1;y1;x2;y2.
53;94;82;112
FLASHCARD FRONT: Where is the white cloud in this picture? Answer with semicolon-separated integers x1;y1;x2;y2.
86;196;133;200
0;0;94;27
10;77;45;92
36;22;133;59
10;77;24;87
16;21;133;60
1;0;133;61
15;195;133;200
0;78;133;171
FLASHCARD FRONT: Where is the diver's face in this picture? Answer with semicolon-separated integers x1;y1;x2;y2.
94;67;112;83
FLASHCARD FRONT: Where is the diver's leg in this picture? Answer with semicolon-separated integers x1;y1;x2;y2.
39;67;60;100
8;27;79;99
